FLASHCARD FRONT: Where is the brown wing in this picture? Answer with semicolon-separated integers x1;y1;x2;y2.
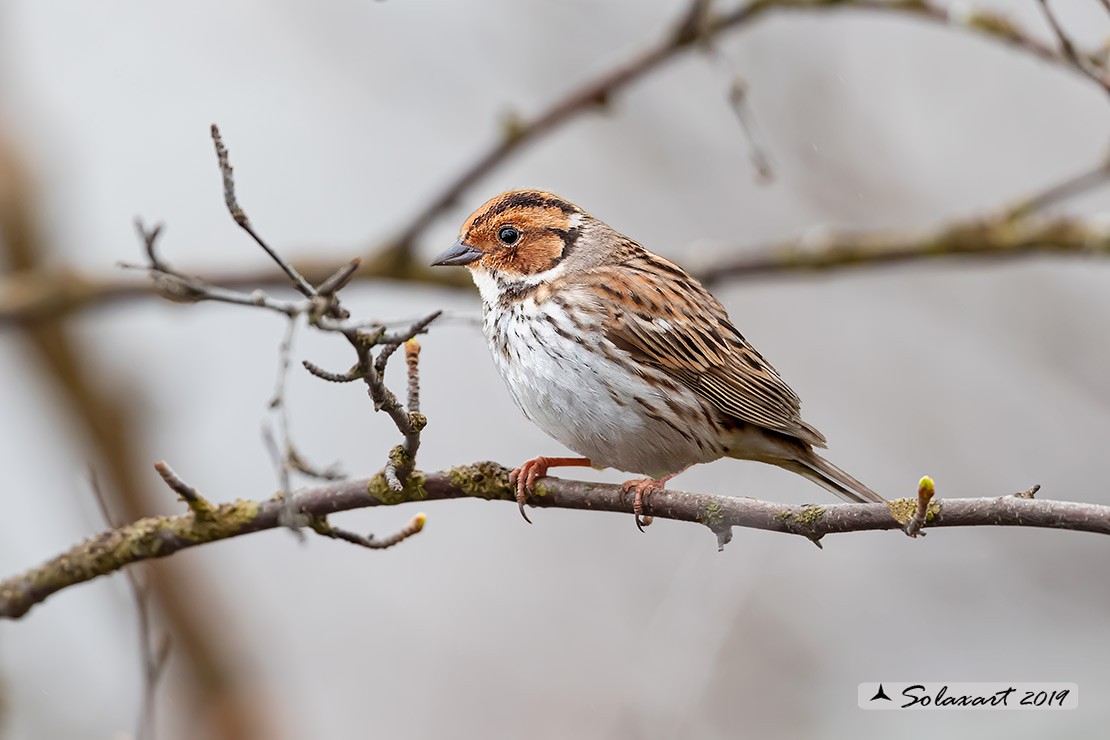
575;249;827;448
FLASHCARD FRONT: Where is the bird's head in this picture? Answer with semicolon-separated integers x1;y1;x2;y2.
431;190;588;293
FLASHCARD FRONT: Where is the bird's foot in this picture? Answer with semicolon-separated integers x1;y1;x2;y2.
509;456;592;524
620;477;666;532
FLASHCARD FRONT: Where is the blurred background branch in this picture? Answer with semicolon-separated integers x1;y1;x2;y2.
0;122;275;740
2;0;1110;326
696;157;1110;283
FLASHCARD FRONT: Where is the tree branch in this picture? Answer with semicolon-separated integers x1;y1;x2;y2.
3;462;1106;620
693;156;1110;282
695;209;1110;284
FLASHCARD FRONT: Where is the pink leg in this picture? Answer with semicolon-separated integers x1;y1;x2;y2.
620;469;686;533
509;456;592;524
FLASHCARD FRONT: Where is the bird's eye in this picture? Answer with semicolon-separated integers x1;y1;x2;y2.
497;226;520;246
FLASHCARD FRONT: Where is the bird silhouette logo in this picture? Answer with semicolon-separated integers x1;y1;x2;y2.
870;684;892;701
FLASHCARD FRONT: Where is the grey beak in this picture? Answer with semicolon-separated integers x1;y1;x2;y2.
431;240;484;267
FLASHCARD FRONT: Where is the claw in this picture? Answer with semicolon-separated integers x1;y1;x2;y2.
620;468;690;531
621;478;658;532
509;463;536;524
507;456;592;525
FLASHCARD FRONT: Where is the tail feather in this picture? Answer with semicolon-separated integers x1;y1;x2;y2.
783;451;884;504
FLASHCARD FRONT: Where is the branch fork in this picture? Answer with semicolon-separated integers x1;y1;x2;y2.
134;125;440;544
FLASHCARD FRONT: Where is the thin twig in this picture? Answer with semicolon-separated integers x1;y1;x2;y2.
268;318;305;528
134;219;166;271
5;464;1107;620
265;320;345;488
310;512;426;550
1005;157;1110;219
1037;0;1080;65
302;360;362;383
88;468;171;740
316;257;362;297
380;312;443;344
373;336;403;377
153;461;214;520
1034;0;1110;95
706;43;774;182
287;448;345;481
210;124;317;298
370;314;441;378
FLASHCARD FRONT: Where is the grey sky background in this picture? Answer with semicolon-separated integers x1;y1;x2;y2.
1;1;1108;738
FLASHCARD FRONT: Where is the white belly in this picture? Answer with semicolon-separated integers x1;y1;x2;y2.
482;295;725;478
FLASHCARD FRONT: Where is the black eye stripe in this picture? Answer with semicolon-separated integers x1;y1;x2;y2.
549;226;580;255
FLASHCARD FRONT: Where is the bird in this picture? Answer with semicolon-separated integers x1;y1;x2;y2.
431;189;883;529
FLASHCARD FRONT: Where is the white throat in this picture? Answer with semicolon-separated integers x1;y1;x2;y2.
469;260;569;306
469;268;504;306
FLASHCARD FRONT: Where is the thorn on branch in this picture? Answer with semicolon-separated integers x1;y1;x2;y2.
1014;483;1041;499
310;512;427;550
904;475;935;538
302;359;363;383
154;461;215;521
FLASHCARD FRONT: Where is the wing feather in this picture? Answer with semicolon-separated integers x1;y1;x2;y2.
570;249;827;448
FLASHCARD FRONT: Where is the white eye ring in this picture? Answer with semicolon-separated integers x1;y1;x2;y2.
498;226;521;245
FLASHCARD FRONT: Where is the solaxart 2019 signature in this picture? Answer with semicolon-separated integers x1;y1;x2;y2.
900;684;1072;709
